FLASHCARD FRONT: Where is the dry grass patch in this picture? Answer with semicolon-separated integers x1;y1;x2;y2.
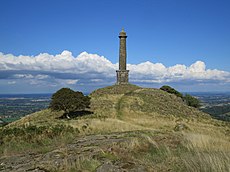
103;132;184;171
66;118;148;135
185;133;230;152
181;132;230;172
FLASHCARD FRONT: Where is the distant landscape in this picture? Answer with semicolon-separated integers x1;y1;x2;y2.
190;92;230;122
0;92;230;126
0;94;51;125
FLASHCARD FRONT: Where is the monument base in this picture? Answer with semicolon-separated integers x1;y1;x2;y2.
116;70;129;85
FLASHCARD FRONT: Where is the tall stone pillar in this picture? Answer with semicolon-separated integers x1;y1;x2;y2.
116;28;129;85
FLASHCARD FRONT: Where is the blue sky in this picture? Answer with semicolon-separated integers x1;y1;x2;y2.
0;0;230;93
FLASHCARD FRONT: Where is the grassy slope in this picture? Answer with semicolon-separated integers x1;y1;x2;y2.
1;84;230;171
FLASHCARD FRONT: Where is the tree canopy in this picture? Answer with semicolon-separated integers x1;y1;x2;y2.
49;88;90;114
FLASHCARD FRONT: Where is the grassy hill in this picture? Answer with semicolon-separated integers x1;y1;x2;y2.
0;84;230;171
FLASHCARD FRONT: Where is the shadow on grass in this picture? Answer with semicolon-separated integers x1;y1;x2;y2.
58;110;93;119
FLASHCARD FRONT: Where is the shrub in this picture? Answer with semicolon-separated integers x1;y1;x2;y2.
160;85;183;98
49;88;90;114
183;94;200;108
160;85;200;108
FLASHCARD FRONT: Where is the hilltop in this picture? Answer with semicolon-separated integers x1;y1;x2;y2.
0;84;230;171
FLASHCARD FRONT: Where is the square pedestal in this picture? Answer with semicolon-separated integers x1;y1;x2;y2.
116;70;129;85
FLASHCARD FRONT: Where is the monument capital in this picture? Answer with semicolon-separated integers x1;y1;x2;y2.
119;28;127;38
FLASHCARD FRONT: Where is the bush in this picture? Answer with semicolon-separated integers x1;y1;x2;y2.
160;85;200;108
183;94;200;108
160;85;183;98
49;88;90;114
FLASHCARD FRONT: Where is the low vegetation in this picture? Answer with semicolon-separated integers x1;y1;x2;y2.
183;93;201;108
0;84;229;171
160;85;201;108
0;124;78;155
160;85;183;98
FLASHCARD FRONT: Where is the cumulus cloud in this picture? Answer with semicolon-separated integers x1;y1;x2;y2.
0;51;116;76
129;60;230;83
0;50;229;91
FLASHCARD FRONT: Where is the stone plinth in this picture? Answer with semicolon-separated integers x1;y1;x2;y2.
116;70;129;85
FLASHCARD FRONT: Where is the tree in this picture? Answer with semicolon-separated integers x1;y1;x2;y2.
49;88;90;117
160;85;183;98
183;94;200;108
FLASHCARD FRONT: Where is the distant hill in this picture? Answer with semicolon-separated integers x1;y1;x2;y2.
0;84;229;172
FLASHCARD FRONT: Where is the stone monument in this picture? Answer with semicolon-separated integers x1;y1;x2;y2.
116;28;129;85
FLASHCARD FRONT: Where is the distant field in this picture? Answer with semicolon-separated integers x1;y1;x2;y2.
0;94;51;125
190;92;230;121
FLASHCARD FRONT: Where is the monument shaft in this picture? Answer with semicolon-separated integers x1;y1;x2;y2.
119;36;127;70
116;29;129;85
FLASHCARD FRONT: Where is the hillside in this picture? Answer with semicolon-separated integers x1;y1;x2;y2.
0;84;230;171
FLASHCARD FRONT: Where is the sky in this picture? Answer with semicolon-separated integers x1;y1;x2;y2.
0;0;230;94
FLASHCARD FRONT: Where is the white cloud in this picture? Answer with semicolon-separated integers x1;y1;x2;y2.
14;74;34;79
35;74;49;80
0;51;230;88
7;81;16;85
66;79;78;85
128;60;230;83
13;74;49;80
90;79;103;82
0;51;116;76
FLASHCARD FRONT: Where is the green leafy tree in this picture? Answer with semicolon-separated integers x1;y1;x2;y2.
183;94;200;108
160;85;183;98
49;88;90;116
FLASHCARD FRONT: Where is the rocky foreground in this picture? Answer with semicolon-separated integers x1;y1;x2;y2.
1;130;182;171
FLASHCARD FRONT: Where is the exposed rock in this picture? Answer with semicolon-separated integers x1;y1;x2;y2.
0;131;145;172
